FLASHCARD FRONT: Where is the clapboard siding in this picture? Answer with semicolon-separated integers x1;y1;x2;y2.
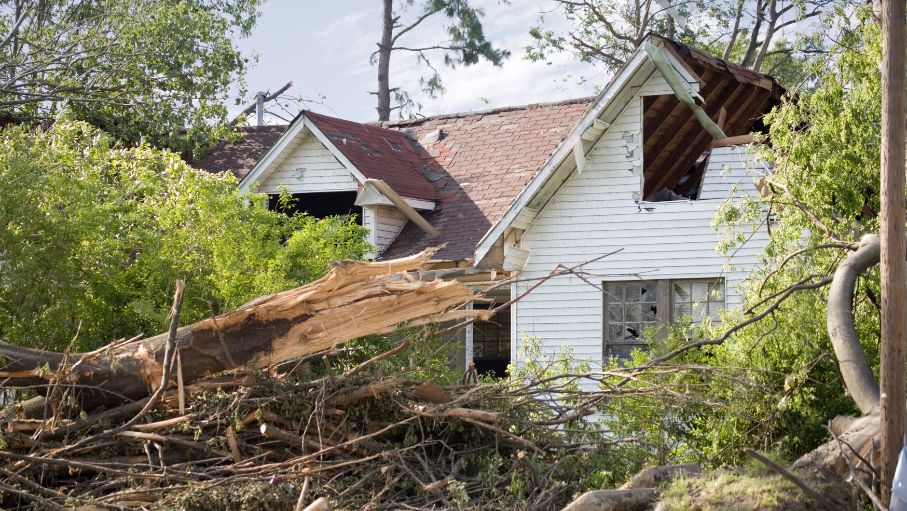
511;72;769;371
637;70;675;96
374;206;407;253
698;146;767;200
260;132;358;194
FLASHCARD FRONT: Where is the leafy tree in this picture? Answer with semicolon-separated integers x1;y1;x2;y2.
527;0;836;85
0;121;370;352
373;0;509;120
0;0;262;157
600;10;886;465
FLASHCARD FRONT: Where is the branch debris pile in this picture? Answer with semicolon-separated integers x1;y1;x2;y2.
0;251;618;510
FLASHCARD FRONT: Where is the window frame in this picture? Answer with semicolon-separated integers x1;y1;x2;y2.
602;278;725;361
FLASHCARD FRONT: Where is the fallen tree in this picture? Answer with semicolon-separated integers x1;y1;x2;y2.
0;249;486;411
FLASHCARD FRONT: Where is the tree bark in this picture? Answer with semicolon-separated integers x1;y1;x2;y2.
827;234;883;415
879;0;906;501
376;0;394;121
0;250;483;411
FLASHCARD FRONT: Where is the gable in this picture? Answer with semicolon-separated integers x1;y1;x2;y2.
474;35;784;269
258;131;357;194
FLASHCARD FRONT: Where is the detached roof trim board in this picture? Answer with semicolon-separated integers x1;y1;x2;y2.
473;35;681;265
237;112;437;208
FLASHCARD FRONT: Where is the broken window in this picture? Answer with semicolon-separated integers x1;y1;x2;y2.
603;278;724;362
603;281;658;361
267;191;362;224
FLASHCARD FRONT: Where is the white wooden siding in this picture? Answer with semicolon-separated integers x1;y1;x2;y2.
259;132;358;194
511;72;769;372
637;70;674;96
698;146;768;200
374;206;407;253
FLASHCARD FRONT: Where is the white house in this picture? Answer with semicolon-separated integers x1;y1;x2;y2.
194;34;783;375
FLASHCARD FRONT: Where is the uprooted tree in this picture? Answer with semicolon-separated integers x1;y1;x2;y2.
0;250;484;411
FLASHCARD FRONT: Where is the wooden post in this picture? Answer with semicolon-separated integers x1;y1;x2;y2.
879;0;906;503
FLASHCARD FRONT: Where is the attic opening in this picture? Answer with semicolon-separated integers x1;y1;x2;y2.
642;94;714;201
267;191;363;224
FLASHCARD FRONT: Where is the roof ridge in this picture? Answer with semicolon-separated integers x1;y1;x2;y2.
374;96;597;128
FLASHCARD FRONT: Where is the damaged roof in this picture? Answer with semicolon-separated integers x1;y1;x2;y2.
192;125;286;180
193;35;784;266
304;111;437;202
378;98;595;262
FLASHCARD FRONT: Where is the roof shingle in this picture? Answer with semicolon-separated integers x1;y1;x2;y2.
305;111;437;201
377;98;594;262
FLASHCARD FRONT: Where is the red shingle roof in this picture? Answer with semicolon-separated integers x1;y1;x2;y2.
378;98;594;262
305;111;437;201
192;126;287;179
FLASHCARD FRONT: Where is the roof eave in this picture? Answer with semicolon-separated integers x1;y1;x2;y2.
472;37;661;267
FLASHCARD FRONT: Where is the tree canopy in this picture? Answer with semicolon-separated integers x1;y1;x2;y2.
0;0;262;156
374;0;509;120
527;0;836;86
0;121;370;352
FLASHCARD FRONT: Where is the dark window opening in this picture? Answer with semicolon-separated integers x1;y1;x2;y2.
268;191;362;224
472;304;511;378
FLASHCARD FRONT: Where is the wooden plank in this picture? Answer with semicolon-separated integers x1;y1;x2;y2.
711;134;755;147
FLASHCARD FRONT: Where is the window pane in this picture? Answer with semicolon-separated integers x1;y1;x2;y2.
608;285;625;301
692;282;709;303
608;304;623;323
641;284;656;303
674;301;691;318
608;324;624;342
626;323;642;339
627;284;642;302
626;303;642;322
643;303;657;322
692;302;707;322
673;282;691;303
709;281;724;301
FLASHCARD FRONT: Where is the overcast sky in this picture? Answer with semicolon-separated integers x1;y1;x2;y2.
231;0;602;123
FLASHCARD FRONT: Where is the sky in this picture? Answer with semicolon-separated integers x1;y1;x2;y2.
230;0;603;123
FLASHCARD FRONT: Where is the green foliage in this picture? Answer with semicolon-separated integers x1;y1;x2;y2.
0;0;262;157
526;0;837;87
0;121;370;351
598;12;883;467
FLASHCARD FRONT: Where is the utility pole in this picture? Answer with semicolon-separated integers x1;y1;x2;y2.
879;0;906;503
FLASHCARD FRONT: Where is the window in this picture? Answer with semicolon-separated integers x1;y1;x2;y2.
603;281;658;361
267;191;362;224
604;278;724;361
672;280;724;324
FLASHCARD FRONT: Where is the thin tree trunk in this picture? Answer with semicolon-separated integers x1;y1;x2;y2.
0;251;483;411
723;0;744;61
879;0;906;502
741;0;765;67
752;0;777;72
376;0;394;121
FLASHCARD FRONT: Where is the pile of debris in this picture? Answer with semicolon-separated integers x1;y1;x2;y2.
0;251;619;510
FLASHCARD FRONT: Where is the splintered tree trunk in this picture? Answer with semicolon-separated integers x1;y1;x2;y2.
0;250;483;411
